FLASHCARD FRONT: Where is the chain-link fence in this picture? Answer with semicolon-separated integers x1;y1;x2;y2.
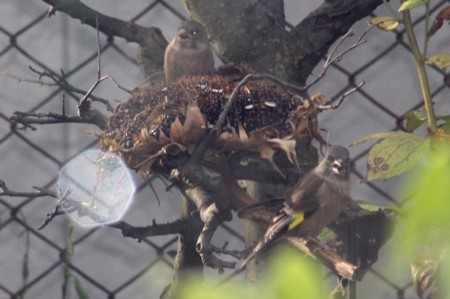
0;1;449;298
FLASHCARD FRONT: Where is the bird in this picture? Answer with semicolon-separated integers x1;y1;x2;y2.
164;20;215;83
239;145;351;270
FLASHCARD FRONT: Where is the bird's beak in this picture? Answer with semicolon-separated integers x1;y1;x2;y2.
332;159;345;175
178;29;188;39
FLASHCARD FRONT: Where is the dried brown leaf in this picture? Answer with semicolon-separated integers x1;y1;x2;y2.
427;6;450;39
181;99;206;145
268;137;298;167
138;128;163;153
170;117;183;144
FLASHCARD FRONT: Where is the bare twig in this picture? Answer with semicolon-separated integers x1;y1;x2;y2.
318;81;365;110
0;179;57;198
10;110;107;130
76;17;133;121
208;243;246;260
38;205;64;230
37;188;124;229
306;30;367;90
305;21;387;92
0;68;116;112
36;188;71;230
196;223;237;272
29;66;119;111
96;17;101;80
109;219;187;242
7;16;135;131
216;74;255;132
61;94;66;117
0;71;55;85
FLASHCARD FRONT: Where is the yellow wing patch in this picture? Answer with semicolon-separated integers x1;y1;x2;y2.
288;212;305;230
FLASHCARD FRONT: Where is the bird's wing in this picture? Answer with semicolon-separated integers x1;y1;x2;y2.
281;171;326;231
237;198;285;218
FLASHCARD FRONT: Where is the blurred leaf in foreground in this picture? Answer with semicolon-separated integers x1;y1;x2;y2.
177;246;326;299
392;146;450;299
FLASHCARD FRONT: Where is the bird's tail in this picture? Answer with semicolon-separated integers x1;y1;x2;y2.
218;241;266;286
237;236;271;272
238;212;293;271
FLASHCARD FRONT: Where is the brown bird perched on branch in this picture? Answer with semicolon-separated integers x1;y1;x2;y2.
239;145;351;270
164;20;215;83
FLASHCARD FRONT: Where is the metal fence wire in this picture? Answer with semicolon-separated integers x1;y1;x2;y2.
0;1;449;298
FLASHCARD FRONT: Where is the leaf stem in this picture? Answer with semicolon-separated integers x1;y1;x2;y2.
402;7;436;133
423;0;430;57
383;0;402;20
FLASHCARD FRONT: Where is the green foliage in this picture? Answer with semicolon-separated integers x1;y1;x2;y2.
398;0;425;12
354;200;401;213
22;254;29;282
61;224;90;299
426;53;450;70
404;110;427;132
177;246;326;299
358;0;450;181
395;148;450;253
74;278;90;299
351;131;428;180
369;17;400;31
392;147;450;297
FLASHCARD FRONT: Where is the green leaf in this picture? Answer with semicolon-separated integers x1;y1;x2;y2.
398;0;424;12
437;115;450;123
354;200;401;213
369;16;400;31
177;275;246;299
393;148;450;258
66;225;74;259
352;131;429;180
391;148;450;298
426;53;450;70
22;254;29;281
264;247;325;299
404;110;427;132
74;277;90;299
177;246;325;299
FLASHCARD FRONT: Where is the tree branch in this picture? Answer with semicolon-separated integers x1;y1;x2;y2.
288;0;383;84
109;219;188;242
42;0;167;47
41;0;168;77
10;110;107;130
1;67;116;112
183;0;383;85
0;179;57;198
287;237;359;281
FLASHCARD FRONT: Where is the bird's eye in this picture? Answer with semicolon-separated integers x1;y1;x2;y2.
191;30;198;36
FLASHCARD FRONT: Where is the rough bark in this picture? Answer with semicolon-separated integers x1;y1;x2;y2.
182;0;383;84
